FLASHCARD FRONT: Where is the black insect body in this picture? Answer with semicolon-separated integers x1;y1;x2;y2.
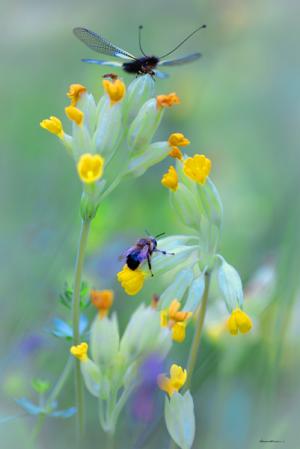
122;234;174;276
73;25;206;79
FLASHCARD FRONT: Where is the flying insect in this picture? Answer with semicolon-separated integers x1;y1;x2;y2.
121;233;174;276
73;25;206;79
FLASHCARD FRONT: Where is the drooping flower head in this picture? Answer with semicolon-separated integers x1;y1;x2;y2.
227;308;252;335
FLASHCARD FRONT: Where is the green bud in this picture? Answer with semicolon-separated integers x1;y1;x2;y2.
31;378;50;394
170;183;201;232
125;75;155;123
196;178;223;229
127;98;164;152
151;244;199;276
81;359;101;397
120;305;171;362
183;271;206;312
72;124;94;160
164;391;195;449
127;141;170;177
216;255;244;312
159;268;194;309
93;98;123;160
77;92;97;134
90;314;120;367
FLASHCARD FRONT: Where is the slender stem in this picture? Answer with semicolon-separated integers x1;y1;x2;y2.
71;219;91;442
48;357;73;405
169;271;211;449
185;270;211;391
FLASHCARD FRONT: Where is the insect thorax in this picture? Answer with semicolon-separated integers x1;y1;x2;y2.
122;56;159;74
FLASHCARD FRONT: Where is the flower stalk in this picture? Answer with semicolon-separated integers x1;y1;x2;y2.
71;219;91;441
184;270;211;391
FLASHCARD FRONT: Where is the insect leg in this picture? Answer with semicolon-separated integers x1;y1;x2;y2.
155;249;175;256
147;255;154;277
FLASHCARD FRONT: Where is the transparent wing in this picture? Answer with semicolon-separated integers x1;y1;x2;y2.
73;27;136;60
81;58;123;67
158;52;201;67
154;70;169;79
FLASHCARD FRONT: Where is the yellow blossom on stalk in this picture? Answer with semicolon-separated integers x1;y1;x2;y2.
169;146;183;160
40;116;64;139
183;154;211;184
156;92;180;108
90;289;114;318
67;83;87;106
158;364;187;396
117;264;146;295
227;308;252;335
102;78;126;105
160;300;192;343
168;133;190;147
70;342;88;361
77;153;104;184
161;166;178;191
65;105;84;125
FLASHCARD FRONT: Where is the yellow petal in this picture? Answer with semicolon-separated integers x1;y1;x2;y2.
168;133;190;147
102;78;126;105
77;153;104;184
40;116;64;138
70;342;88;361
156;93;180;108
183;154;211;184
117;264;146;296
67;83;87;106
172;322;186;343
90;289;114;318
161;166;178;191
65;105;84;125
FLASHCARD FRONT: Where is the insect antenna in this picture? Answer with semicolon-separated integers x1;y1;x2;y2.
155;232;166;239
138;25;147;56
159;24;206;59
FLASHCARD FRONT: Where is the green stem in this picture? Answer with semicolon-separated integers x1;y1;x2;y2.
71;219;91;442
169;271;211;449
185;270;211;391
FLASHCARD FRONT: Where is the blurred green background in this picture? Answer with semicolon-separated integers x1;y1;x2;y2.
1;0;300;447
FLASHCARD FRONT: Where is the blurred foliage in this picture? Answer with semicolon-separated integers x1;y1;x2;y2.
1;0;299;447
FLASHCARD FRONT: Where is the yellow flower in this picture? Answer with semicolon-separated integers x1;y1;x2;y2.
40;116;64;139
67;83;87;106
161;166;178;191
158;364;187;396
156;93;180;108
168;133;190;147
90;289;114;318
102;78;126;105
172;322;186;343
117;264;146;295
70;342;88;361
183;154;211;184
65;105;84;125
227;308;252;335
160;299;192;343
77;153;104;184
169;146;183;160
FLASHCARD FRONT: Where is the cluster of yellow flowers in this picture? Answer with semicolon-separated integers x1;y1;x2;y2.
160;300;192;342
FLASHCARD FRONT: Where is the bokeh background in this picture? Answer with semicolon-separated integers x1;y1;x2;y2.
1;0;300;447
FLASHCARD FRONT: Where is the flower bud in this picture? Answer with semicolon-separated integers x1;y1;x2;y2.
169;183;200;231
216;256;244;312
125;75;155;122
127;141;170;177
90;314;120;367
77;92;97;133
120;305;171;362
196;178;223;229
80;358;101;397
159;268;194;309
127;98;164;152
183;272;206;312
93;97;123;160
151;245;199;276
164;391;195;449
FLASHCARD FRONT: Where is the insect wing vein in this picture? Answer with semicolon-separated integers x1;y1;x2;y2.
73;27;136;60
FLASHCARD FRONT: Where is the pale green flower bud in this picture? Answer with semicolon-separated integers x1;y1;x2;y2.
125;75;155;123
93;97;123;160
90;314;120;367
120;305;171;362
159;268;194;309
72;124;94;160
127;98;164;152
151;244;199;276
169;183;201;232
126;141;170;177
77;92;97;134
196;178;223;230
183;271;206;312
80;359;101;397
164;391;195;449
216;255;244;312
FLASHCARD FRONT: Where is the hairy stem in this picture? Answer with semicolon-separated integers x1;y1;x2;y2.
71;219;91;443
